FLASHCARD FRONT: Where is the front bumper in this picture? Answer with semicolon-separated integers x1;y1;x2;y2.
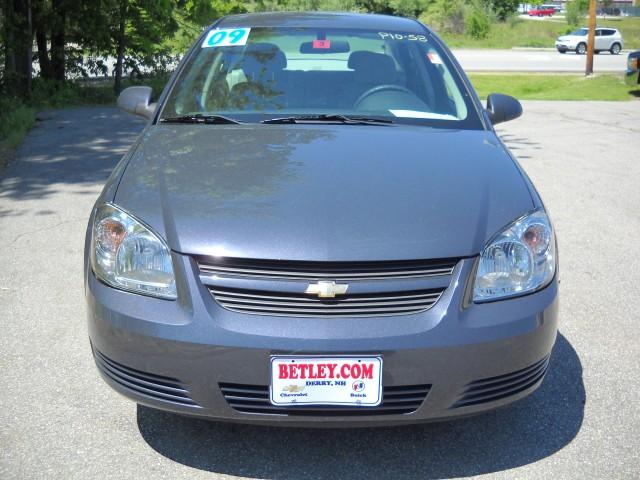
555;41;576;52
87;253;559;426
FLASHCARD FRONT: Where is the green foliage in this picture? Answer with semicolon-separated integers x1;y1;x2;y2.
388;0;430;17
353;0;393;15
179;0;247;26
0;97;36;148
250;0;361;12
565;0;589;27
466;11;490;39
421;0;468;35
466;2;491;39
488;0;519;21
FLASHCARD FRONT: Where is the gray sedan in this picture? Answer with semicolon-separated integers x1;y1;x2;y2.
85;12;558;426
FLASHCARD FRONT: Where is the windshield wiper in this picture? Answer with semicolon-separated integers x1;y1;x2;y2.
262;114;394;126
160;114;243;125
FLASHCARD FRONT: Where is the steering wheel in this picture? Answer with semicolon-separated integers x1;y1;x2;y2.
354;85;416;109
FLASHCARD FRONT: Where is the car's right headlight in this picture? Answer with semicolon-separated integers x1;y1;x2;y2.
91;204;177;299
473;210;556;302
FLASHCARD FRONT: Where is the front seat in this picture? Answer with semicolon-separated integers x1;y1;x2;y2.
229;43;288;111
345;51;397;105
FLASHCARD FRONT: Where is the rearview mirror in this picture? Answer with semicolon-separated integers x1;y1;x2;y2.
299;40;350;54
486;93;522;125
117;86;156;119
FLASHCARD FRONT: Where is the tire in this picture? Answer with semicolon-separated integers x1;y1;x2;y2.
594;50;600;54
610;43;621;55
558;49;566;54
576;43;587;55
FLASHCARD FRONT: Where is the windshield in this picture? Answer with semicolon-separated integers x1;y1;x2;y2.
570;29;588;36
160;26;481;129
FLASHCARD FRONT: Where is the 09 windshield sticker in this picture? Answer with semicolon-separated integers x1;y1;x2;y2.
378;32;427;42
202;28;251;48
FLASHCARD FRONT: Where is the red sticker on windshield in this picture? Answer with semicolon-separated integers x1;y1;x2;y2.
313;40;331;49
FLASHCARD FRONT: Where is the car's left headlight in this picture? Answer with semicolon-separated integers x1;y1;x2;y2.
473;210;556;302
91;204;177;299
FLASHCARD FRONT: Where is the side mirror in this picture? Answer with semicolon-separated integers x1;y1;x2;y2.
486;93;522;125
117;86;156;119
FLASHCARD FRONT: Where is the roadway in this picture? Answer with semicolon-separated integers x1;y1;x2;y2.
453;48;629;72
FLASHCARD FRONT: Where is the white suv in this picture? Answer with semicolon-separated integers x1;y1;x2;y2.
555;27;624;55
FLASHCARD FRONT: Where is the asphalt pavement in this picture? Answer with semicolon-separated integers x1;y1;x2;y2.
1;103;639;479
453;48;629;72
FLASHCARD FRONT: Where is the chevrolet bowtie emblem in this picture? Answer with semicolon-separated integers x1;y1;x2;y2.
305;281;349;298
282;385;305;393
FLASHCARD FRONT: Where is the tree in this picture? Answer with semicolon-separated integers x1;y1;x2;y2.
355;0;394;15
488;0;519;21
74;0;178;94
2;0;33;99
32;0;51;79
565;0;589;26
423;0;468;35
389;0;430;17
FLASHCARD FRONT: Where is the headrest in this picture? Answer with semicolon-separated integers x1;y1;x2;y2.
243;43;287;70
348;51;396;84
348;51;394;71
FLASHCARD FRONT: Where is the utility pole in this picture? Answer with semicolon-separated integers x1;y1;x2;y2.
585;0;597;75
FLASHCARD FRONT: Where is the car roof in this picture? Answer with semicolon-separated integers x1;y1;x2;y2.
214;12;426;34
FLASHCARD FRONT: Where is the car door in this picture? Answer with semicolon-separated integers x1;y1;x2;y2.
604;30;618;49
600;30;616;50
594;30;607;50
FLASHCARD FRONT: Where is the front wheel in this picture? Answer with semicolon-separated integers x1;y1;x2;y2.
576;43;587;55
610;43;621;55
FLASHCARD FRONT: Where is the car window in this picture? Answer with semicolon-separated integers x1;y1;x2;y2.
160;26;481;129
570;29;588;36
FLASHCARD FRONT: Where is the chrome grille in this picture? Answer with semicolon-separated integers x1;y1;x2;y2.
220;383;431;416
210;286;445;317
197;257;458;280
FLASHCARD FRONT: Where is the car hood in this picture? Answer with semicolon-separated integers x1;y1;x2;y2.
114;124;534;261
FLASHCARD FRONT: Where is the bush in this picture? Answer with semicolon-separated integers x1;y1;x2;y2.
0;96;36;147
421;0;467;35
565;0;589;27
29;79;114;108
490;0;519;21
467;7;491;39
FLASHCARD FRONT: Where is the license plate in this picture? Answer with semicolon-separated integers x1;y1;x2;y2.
270;356;382;406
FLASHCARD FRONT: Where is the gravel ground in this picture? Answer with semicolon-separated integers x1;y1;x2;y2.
0;102;639;480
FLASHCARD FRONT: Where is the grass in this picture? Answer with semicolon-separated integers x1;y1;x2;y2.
437;16;640;50
0;98;37;172
469;73;640;100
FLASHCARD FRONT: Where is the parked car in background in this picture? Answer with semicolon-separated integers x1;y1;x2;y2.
528;5;556;16
626;50;640;86
555;27;624;55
